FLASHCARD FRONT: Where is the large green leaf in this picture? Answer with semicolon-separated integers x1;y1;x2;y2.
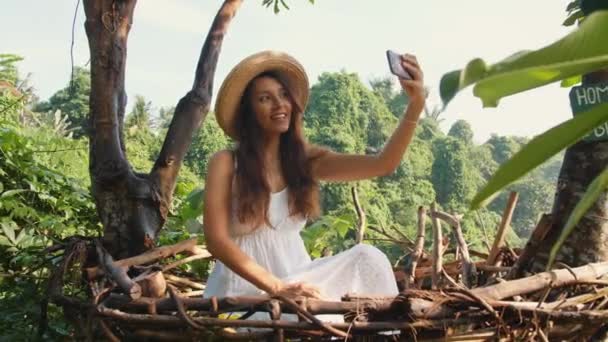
470;102;608;209
0;189;28;198
440;11;608;108
546;167;608;270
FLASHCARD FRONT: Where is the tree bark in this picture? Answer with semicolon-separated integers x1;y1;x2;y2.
522;69;608;273
83;0;242;258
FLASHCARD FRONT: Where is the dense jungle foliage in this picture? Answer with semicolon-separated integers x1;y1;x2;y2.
0;53;561;340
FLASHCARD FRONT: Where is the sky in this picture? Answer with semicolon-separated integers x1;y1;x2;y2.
3;0;575;143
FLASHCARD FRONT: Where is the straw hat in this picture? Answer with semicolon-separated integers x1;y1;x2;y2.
214;51;309;140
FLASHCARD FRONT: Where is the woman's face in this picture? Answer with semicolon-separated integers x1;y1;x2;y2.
248;76;293;137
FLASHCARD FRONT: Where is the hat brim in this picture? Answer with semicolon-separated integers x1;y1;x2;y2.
214;51;309;140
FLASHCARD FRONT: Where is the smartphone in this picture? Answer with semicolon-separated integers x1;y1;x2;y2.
386;50;412;80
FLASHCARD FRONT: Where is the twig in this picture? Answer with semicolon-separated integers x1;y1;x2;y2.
476;264;511;273
367;226;412;248
274;295;350;338
487;192;518;266
167;286;209;331
475;211;492;253
365;237;410;245
450;287;501;323
165;274;205;290
431;210;476;288
162;253;211;272
351;186;367;244
441;269;460;288
31;147;88;153
405;206;426;288
386;223;414;245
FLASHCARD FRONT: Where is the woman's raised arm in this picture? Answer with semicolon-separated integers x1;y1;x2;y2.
310;54;426;182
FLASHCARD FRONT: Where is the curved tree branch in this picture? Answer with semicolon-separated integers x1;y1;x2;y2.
151;0;244;218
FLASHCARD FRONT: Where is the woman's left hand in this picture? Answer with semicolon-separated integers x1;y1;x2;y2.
397;54;425;110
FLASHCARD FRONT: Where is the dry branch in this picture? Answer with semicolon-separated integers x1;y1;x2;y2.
487;192;518;266
431;210;476;288
473;261;608;300
404;206;426;289
415;260;497;279
508;213;552;279
86;238;205;279
96;304;468;332
55;241;608;340
150;0;244;207
165;274;205;290
352;186;367;244
162;253;211;272
95;240;141;299
430;203;443;289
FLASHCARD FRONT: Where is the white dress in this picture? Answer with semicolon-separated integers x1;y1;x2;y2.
203;186;399;317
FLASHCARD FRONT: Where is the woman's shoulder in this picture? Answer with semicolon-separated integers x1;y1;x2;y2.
207;149;236;176
210;149;234;162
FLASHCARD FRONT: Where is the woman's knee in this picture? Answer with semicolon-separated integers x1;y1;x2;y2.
352;244;390;264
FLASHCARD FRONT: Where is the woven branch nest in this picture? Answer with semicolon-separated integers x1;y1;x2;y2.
46;236;608;341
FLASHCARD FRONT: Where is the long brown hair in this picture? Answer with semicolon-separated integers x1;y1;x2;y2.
233;71;320;227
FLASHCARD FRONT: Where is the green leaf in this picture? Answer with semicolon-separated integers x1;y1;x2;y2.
567;0;581;13
440;11;608;108
471;102;608;209
563;10;584;26
185;187;204;211
0;189;28;198
546;167;608;270
561;75;582;87
13;228;27;245
0;235;12;247
1;221;16;244
333;216;352;238
279;0;290;10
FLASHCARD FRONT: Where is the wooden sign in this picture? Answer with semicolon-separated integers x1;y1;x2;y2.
569;82;608;142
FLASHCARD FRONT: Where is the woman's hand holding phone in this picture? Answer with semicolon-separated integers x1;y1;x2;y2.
387;50;425;111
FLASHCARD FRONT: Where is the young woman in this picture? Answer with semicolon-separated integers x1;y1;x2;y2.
203;50;425;301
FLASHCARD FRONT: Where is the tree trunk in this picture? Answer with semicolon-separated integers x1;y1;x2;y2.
83;0;242;259
520;69;608;274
